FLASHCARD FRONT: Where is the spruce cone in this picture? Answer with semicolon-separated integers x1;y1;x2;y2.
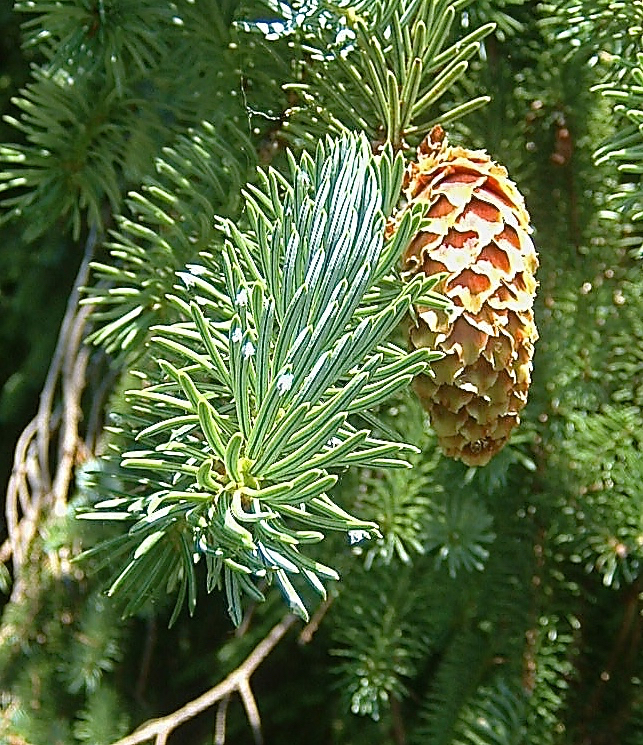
401;126;539;466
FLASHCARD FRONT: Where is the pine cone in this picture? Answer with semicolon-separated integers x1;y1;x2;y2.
400;126;539;466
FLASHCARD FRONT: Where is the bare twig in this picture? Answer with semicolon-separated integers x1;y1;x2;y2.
4;227;99;595
214;694;232;745
3;418;40;568
51;304;92;515
298;595;334;645
35;226;96;496
239;677;263;745
109;614;298;745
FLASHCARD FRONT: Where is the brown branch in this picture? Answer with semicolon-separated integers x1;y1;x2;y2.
390;696;407;745
33;227;94;495
4;418;40;569
238;677;263;745
109;614;298;745
3;227;99;592
214;694;232;745
51;307;92;515
298;595;334;645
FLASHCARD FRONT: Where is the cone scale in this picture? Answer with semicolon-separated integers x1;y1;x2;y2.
400;127;539;466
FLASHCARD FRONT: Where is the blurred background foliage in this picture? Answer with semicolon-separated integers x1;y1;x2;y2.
0;4;75;499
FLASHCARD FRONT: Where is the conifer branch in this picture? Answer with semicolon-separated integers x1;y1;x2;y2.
274;0;494;147
77;132;446;624
0;1;270;240
545;0;643;220
593;54;643;220
82;120;254;356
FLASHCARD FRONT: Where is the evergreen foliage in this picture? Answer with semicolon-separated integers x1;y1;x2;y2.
1;1;641;744
79;132;446;625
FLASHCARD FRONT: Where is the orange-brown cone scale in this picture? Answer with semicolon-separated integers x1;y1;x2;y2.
398;126;539;466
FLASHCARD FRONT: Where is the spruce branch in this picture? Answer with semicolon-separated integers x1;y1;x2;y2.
552;405;643;589
107;613;297;745
1;2;268;241
274;0;494;147
15;0;177;94
350;398;442;566
449;679;527;745
542;0;643;221
542;0;643;65
82;120;253;356
0;70;127;239
593;52;643;221
78;132;446;624
424;492;496;577
331;563;430;721
458;0;528;41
